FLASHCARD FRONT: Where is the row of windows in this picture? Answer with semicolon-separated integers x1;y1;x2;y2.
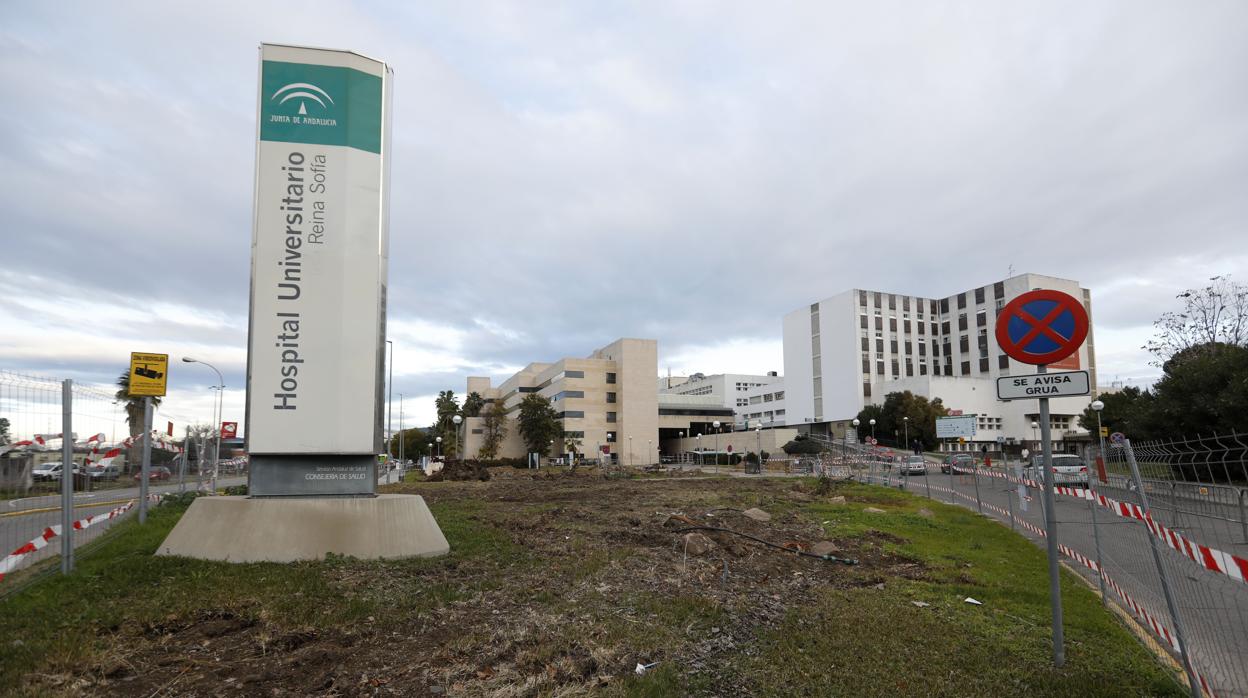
744;409;786;420
551;390;585;401
557;411;585;419
863;353;1013;381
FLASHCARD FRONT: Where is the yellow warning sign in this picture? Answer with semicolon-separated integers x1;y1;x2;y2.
129;352;168;397
1100;427;1109;437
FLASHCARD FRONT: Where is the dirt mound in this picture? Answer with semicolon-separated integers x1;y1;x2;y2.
426;459;490;482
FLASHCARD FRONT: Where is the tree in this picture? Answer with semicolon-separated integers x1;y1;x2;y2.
1077;386;1156;439
516;394;561;457
115;371;163;439
1147;343;1248;437
478;403;509;460
855;391;948;451
462;392;485;418
0;417;9;445
387;427;429;460
781;435;824;455
1146;275;1248;363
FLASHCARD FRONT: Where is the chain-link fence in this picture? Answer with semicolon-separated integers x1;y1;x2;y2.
0;370;184;596
847;433;1248;698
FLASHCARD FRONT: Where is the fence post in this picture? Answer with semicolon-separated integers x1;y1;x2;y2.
947;457;955;504
1239;488;1247;543
973;463;983;514
139;397;152;524
924;460;932;499
60;379;74;575
1007;488;1016;532
1088;486;1108;608
1124;439;1202;698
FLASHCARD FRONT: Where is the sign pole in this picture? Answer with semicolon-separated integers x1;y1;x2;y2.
139;397;152;524
60;379;74;574
1037;364;1064;666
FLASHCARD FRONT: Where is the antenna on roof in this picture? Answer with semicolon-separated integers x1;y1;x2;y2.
1007;264;1015;278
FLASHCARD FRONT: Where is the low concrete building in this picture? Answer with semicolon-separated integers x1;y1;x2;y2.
460;338;738;466
659;371;782;428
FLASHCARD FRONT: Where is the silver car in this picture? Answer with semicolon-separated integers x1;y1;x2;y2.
1026;454;1089;486
900;455;927;475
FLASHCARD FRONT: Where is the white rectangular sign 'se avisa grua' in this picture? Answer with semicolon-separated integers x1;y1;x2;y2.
245;44;391;476
935;414;977;439
996;370;1090;401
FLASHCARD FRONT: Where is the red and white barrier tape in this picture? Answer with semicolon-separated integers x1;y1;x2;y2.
922;481;1216;697
948;468;1248;587
0;493;165;584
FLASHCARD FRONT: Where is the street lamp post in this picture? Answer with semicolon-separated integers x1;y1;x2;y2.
679;431;684;464
713;420;721;473
398;393;405;463
648;439;653;467
628;436;633;467
1031;420;1039;454
181;357;223;492
903;416;910;453
435;436;442;459
755;423;762;474
1089;399;1110;606
869;418;876;442
452;414;463;461
385;339;393;459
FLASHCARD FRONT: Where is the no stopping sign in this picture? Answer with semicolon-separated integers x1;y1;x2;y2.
995;289;1088;365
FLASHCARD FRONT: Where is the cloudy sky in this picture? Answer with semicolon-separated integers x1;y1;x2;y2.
2;1;1245;434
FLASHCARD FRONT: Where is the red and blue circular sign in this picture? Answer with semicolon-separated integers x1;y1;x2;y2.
995;289;1089;365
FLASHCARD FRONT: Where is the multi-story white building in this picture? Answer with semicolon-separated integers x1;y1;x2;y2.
659;372;782;428
783;273;1097;453
739;382;788;429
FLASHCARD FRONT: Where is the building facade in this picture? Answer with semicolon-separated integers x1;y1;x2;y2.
461;338;735;466
659;372;782;428
784;273;1097;453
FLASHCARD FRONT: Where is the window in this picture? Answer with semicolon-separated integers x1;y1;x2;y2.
891;359;899;377
979;358;989;372
876;361;885;375
859;290;868;306
812;335;821;355
958;313;967;331
961;361;971;375
941;321;950;335
903;297;911;311
876;352;884;359
564;431;585;439
917;322;925;336
995;298;1005;313
932;341;939;357
905;357;913;376
979;347;988;359
863;382;872;398
889;317;897;332
959;335;969;353
976;310;986;327
904;341;912;354
998;354;1010;369
606;431;616;442
875;316;883;330
930;299;939;315
994;281;1005;299
749;396;762;405
762;393;773;402
775;391;784;400
812;312;821;334
606;392;617;403
975;287;985;305
919;343;927;357
889;294;896;310
862;359;870;373
558;411;585;419
940;298;949;314
920;363;928;376
958;293;967;309
606;412;617;423
552;390;585;401
874;291;882;307
930;322;938;335
564;370;585;378
606;372;616;384
903;320;911;334
876;339;884;353
890;340;898;353
861;337;869;351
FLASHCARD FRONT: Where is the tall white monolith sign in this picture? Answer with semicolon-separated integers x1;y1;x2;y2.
245;43;391;496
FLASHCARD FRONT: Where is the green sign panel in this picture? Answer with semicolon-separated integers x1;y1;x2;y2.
259;60;383;153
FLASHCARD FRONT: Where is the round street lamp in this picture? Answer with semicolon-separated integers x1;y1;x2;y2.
903;416;910;453
435;435;442;458
1030;421;1039;452
1090;400;1106;469
869;418;876;440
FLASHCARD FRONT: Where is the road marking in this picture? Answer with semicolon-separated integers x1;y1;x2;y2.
0;498;136;519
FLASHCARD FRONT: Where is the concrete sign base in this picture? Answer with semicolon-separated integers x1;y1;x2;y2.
156;494;449;563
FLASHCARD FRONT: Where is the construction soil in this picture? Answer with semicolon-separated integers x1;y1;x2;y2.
48;470;929;696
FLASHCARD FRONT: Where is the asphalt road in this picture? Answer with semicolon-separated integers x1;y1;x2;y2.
1;476;246;580
877;463;1248;698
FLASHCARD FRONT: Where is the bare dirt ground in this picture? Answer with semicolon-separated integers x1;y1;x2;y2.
45;470;933;697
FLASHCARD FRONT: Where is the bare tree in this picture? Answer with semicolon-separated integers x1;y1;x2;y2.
1145;275;1248;363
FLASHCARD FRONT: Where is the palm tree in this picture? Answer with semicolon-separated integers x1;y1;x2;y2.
115;371;162;440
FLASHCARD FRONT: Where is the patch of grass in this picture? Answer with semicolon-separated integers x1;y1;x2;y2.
732;482;1185;696
0;493;524;690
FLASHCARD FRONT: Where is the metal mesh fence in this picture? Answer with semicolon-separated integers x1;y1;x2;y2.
0;370;153;595
847;436;1248;698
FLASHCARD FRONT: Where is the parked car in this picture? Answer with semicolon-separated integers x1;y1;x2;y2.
33;462;76;482
940;453;974;474
899;455;927;475
1025;454;1089;487
133;466;173;482
86;464;121;481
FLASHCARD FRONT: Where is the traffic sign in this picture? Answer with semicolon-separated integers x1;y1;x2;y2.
1099;427;1109;437
995;289;1088;366
128;352;168;397
936;414;976;439
996;370;1090;400
221;422;239;438
1110;432;1126;445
